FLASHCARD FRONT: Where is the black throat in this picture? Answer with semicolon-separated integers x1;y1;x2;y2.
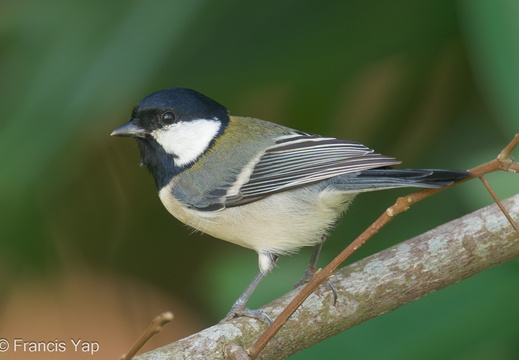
136;136;181;190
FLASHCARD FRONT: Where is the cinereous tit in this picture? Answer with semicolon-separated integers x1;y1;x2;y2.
111;88;468;322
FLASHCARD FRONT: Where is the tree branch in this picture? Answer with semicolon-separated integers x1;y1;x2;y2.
135;193;519;360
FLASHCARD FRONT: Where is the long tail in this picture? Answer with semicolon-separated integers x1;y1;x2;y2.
333;169;470;192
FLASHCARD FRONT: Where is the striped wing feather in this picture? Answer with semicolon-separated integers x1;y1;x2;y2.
228;135;400;205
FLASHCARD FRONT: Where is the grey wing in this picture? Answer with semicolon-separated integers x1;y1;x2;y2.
205;134;401;208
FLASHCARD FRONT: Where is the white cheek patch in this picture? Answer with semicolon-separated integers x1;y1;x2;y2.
152;119;221;167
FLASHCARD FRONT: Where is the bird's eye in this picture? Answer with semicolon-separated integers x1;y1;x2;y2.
161;111;177;124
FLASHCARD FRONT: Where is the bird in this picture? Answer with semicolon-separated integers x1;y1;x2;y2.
111;87;469;323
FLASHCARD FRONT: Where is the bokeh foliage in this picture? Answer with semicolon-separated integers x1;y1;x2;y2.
0;0;518;359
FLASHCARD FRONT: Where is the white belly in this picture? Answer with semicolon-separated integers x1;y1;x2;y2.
158;185;355;256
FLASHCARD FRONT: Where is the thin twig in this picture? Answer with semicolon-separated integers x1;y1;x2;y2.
248;134;519;359
498;134;519;163
121;312;174;360
479;176;519;236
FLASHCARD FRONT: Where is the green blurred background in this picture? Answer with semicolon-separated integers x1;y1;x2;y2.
1;0;518;359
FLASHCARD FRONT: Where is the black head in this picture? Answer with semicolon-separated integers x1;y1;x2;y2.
137;88;228;127
111;88;230;189
112;88;229;136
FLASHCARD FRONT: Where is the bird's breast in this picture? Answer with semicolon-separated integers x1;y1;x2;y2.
157;183;356;256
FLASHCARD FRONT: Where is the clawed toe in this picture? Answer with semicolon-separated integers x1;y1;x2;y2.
323;278;338;305
220;305;273;324
294;268;338;306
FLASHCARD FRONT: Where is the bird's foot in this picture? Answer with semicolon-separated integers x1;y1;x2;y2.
294;267;338;305
219;305;273;324
293;266;317;289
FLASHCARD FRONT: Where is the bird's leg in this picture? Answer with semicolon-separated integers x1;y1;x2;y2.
294;235;326;287
220;254;277;324
294;235;338;304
